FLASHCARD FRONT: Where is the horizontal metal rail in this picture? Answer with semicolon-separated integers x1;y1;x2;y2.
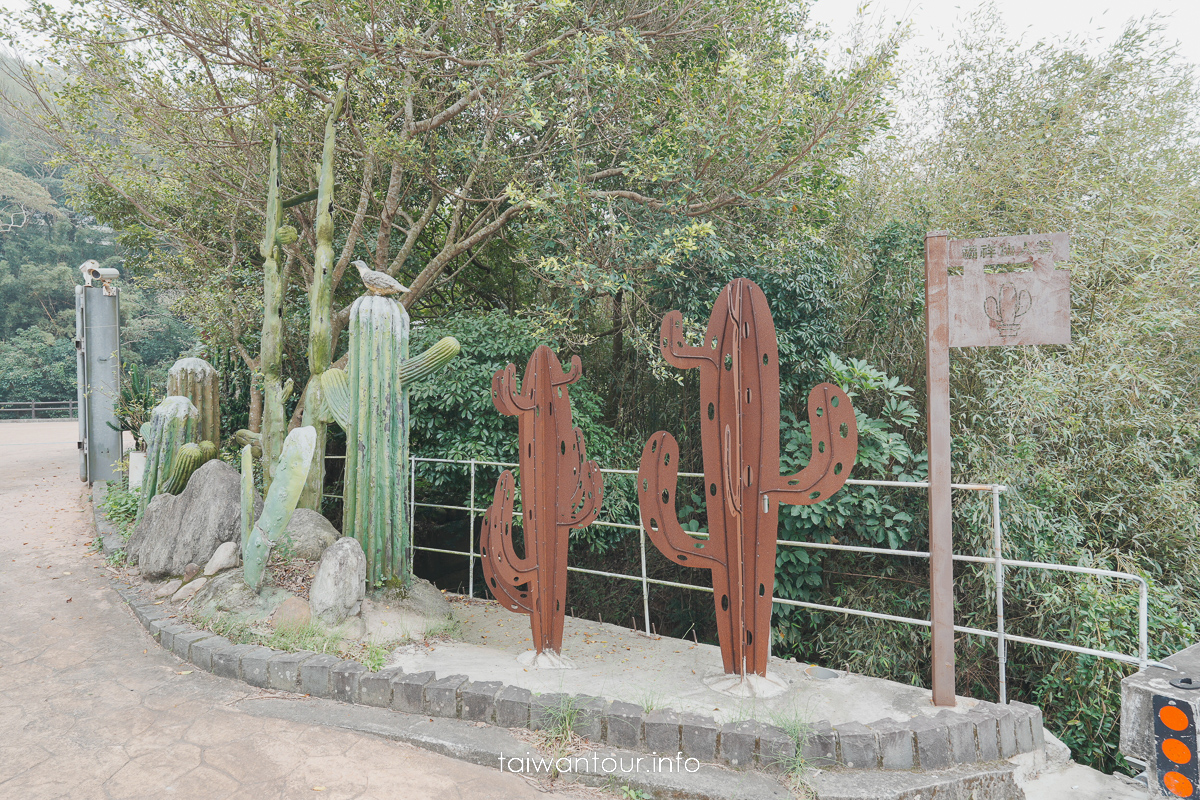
391;456;1161;701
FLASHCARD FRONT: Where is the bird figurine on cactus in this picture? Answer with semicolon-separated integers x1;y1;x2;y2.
637;278;858;696
480;345;604;669
352;260;410;297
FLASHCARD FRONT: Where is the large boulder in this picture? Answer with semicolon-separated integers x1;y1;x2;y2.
127;460;253;580
309;537;366;625
283;509;338;561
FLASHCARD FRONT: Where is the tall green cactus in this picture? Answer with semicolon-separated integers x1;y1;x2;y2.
243;426;317;591
258;128;288;485
161;440;218;495
167;357;221;445
299;86;346;511
480;346;604;656
333;295;459;587
138;395;199;516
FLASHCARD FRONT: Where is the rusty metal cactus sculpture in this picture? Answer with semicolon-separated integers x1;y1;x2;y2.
481;346;604;659
638;278;859;677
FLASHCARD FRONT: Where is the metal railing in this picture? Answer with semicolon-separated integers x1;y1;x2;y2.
0;400;78;419
320;454;1166;703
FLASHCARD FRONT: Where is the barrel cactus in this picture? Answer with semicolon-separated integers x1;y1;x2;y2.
166;357;221;445
242;426;317;591
329;295;459;588
160;439;219;495
138;395;199;516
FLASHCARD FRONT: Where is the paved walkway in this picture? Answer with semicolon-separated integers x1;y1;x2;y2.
0;421;587;800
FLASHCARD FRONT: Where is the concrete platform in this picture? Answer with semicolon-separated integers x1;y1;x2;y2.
397;595;986;729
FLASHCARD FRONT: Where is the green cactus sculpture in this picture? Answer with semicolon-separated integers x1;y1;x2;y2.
242;426;317;591
258;128;288;484
161;440;218;495
298;87;346;511
331;295;459;587
167;357;221;446
240;444;254;554
138;395;199;516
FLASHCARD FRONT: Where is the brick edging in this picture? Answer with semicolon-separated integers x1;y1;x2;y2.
116;587;1044;772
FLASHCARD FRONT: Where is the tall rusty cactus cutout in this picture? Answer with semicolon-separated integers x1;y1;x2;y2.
638;278;859;677
481;346;604;657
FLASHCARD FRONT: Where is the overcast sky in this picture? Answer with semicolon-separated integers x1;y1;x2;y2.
809;0;1199;64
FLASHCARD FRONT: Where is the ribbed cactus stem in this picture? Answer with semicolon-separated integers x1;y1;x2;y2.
162;442;204;495
243;426;316;591
299;86;346;511
399;337;461;382
199;440;219;462
138;395;199;516
167;357;221;445
258;128;287;485
343;296;408;588
318;368;350;429
239;444;254;554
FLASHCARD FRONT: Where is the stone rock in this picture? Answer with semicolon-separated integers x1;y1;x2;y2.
309;538;366;625
154;579;182;598
127;461;259;580
182;563;201;582
361;577;453;641
272;597;312;629
204;541;239;576
282;509;338;561
191;570;296;622
172;576;208;603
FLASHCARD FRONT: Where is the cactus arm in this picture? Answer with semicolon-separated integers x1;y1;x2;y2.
563;456;604;529
550;354;583;387
398;336;460;383
637;432;721;568
240;444;254;554
491;363;535;416
243;426;317;591
763;382;858;506
318;368;351;429
481;470;537;585
481;497;534;616
162;442;204;495
659;310;719;371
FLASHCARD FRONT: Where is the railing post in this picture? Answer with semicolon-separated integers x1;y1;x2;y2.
409;455;417;580
1139;579;1149;671
992;485;1007;704
468;460;476;599
639;510;651;635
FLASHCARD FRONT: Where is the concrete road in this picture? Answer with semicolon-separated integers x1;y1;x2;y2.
0;421;587;800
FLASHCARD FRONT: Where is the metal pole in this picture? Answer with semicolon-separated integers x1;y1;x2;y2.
639;511;651;635
468;460;476;598
1139;581;1149;671
992;485;1007;704
926;230;956;706
409;455;417;580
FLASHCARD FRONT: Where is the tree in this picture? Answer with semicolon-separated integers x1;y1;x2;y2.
814;13;1200;772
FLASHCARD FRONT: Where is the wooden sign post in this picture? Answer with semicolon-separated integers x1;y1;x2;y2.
925;231;1071;706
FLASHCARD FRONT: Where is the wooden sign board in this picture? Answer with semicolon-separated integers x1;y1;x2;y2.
948;233;1071;348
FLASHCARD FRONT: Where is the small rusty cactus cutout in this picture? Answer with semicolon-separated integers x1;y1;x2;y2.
481;345;604;656
639;278;859;676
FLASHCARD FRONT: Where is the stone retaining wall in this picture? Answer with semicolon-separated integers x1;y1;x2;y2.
118;588;1046;774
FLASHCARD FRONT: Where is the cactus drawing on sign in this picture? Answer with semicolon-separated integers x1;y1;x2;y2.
161;440;218;495
167;357;221;445
638;279;859;677
480;346;604;657
337;295;459;588
242;426;316;591
138;395;199;516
